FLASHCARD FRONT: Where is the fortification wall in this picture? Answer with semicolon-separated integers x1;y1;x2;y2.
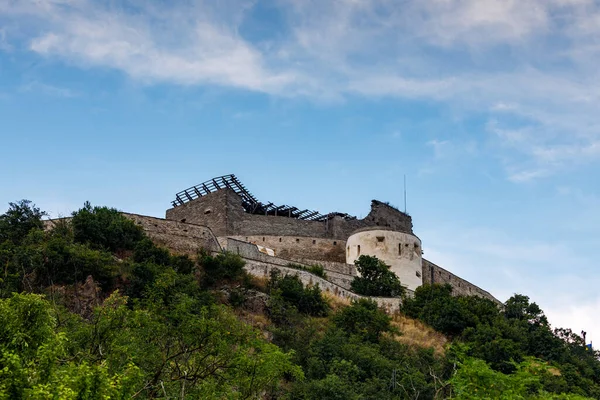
165;190;414;241
226;239;402;312
123;213;221;255
224;238;402;312
227;235;346;262
289;258;357;276
165;190;229;236
421;259;500;304
44;213;222;256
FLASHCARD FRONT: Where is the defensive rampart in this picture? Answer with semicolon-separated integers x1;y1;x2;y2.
224;238;403;312
166;189;414;240
122;213;221;255
421;259;500;304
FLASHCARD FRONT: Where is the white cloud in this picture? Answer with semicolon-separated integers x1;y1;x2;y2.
4;0;600;180
0;27;12;51
19;80;80;98
422;223;600;342
9;0;301;95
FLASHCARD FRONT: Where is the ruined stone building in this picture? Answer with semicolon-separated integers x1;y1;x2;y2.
158;174;499;303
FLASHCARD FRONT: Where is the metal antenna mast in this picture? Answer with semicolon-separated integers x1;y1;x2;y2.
404;175;407;213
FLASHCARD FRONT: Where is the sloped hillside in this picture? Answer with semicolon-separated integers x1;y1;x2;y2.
1;200;599;399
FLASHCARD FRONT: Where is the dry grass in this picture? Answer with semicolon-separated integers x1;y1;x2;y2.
235;308;271;332
390;313;448;356
248;275;269;292
321;291;352;313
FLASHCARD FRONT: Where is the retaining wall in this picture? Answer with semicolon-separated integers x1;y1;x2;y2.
224;238;403;312
227;235;346;262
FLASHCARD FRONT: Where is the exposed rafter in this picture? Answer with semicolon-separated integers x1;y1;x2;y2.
171;174;357;222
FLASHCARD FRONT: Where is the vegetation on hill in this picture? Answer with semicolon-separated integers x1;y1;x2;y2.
351;255;405;297
0;199;599;399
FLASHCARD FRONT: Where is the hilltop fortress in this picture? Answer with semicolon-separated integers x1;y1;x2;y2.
49;174;497;310
136;174;498;307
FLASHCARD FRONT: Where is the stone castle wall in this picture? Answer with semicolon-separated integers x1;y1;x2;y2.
44;213;222;256
227;235;346;262
165;190;414;242
164;190;230;236
421;259;500;304
123;213;221;255
224;238;403;312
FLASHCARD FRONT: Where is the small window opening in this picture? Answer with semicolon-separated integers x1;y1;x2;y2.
357;245;361;256
333;241;337;245
262;237;265;242
180;219;186;223
416;271;421;278
398;243;402;255
377;236;385;242
313;239;316;244
279;238;282;242
296;238;300;243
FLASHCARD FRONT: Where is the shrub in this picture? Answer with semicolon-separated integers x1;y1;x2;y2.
333;298;392;343
308;264;327;278
198;251;246;287
71;202;144;252
268;269;329;317
35;236;117;290
285;263;328;279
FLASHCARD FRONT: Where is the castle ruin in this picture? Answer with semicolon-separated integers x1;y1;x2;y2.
158;174;499;303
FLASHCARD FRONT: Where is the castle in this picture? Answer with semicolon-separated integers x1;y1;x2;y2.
148;174;499;305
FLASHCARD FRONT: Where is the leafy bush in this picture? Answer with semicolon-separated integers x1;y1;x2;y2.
198;250;246;287
350;255;405;297
286;263;328;279
268;269;329;317
71;202;144;252
333;298;392;343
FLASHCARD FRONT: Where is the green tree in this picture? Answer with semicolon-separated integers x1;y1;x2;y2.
71;202;143;252
198;250;246;287
0;200;46;245
350;255;405;297
333;298;392;343
0;293;141;399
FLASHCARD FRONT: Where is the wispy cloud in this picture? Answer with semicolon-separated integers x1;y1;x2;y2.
3;0;600;180
19;80;80;98
0;27;12;52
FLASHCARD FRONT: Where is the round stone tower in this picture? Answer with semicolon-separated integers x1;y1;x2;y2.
346;227;423;292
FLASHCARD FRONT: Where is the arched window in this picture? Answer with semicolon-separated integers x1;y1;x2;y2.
357;245;361;256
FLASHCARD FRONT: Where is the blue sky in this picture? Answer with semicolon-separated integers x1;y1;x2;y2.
1;0;600;342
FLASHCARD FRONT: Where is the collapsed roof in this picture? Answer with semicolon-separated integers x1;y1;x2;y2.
171;174;356;222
